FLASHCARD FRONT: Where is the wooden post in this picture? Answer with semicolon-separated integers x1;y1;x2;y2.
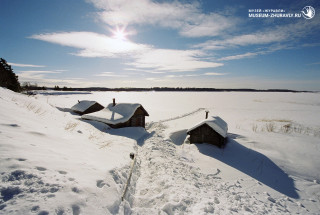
205;110;209;119
121;153;136;201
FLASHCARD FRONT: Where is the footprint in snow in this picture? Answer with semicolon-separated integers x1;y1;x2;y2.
2;123;20;127
96;180;109;188
38;211;49;215
71;187;81;193
72;204;81;215
28;131;45;136
31;205;40;212
36;167;47;171
214;197;220;204
58;170;67;175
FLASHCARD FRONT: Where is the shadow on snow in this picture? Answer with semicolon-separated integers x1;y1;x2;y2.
82;119;299;198
80;119;154;146
196;137;299;199
170;130;299;199
56;107;79;115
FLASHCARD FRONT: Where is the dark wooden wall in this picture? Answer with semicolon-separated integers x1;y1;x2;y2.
110;107;147;128
189;124;225;147
75;103;104;115
82;103;104;115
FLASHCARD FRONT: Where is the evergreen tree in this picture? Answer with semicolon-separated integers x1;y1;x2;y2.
0;58;21;92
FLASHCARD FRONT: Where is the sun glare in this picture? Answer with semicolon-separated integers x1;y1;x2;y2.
109;27;140;53
112;27;127;41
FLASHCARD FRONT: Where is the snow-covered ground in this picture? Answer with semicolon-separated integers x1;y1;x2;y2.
1;88;320;214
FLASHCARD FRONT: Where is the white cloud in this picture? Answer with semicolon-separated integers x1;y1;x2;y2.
18;70;61;74
16;70;91;87
196;31;287;50
31;31;223;72
17;70;62;82
87;0;235;37
197;16;320;50
145;77;167;82
9;62;45;68
55;69;69;72
95;72;128;77
30;32;151;58
165;75;183;78
128;49;223;72
307;62;320;65
180;13;234;37
204;72;227;76
164;72;225;78
124;68;166;74
218;52;257;61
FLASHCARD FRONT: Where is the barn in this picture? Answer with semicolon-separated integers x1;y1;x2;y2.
82;99;149;128
71;100;104;115
187;116;228;147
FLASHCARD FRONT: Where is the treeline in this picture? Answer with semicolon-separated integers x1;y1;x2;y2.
50;87;305;93
0;58;309;93
0;58;21;92
53;86;73;91
23;82;47;91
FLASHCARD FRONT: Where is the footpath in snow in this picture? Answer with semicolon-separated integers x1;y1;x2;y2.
116;120;319;214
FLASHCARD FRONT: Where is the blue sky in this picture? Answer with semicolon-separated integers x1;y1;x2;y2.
1;0;320;90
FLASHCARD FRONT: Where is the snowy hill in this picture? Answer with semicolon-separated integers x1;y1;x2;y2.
1;88;320;214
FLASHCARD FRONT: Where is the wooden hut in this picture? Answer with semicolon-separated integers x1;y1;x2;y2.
71;100;104;115
82;98;149;128
187;116;228;147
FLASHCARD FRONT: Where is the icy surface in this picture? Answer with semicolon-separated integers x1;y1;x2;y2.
1;88;320;214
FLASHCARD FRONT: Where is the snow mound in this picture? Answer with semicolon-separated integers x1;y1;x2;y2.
0;88;135;214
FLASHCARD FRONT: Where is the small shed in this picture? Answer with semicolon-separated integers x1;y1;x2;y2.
187;116;228;147
71;100;104;115
82;99;149;128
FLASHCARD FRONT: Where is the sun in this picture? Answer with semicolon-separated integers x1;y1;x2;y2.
112;27;127;41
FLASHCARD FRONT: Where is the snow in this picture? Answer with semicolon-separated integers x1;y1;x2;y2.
82;103;145;125
70;100;99;113
187;116;228;138
1;88;320;214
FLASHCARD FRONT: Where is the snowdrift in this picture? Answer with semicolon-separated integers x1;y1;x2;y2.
1;88;320;214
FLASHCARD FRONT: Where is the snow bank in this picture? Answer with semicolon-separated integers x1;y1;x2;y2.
0;88;137;214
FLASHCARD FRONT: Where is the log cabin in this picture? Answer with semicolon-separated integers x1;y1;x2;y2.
82;98;149;128
71;100;104;115
187;116;228;147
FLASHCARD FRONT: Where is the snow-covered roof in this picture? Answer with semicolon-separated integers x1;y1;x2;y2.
187;116;228;138
82;103;147;125
71;100;99;113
